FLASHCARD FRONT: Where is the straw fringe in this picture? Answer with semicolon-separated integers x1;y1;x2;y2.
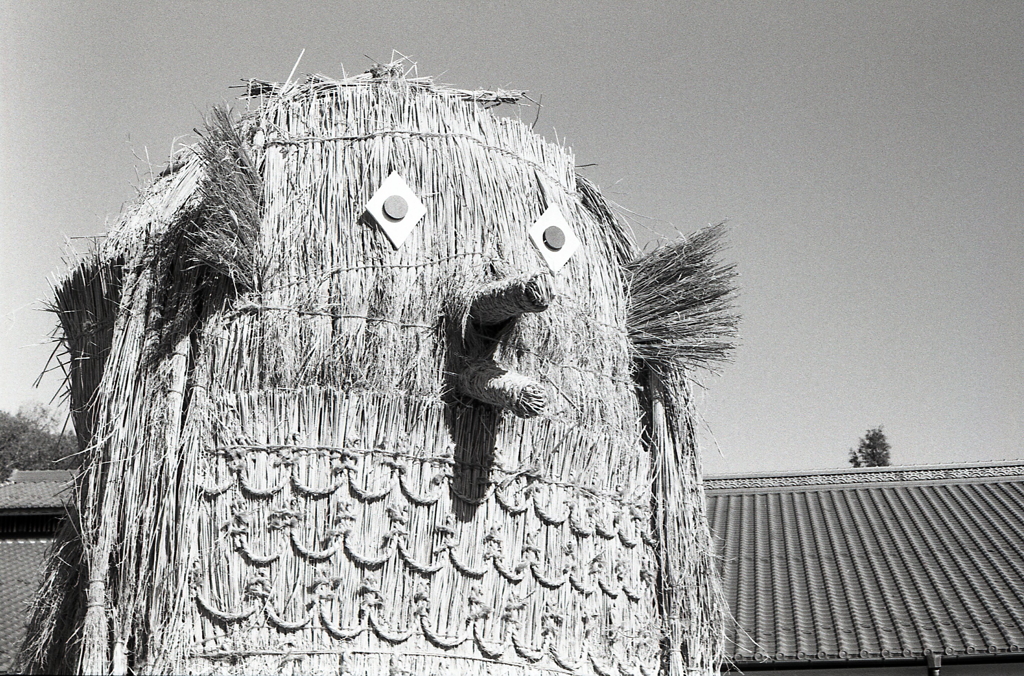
187;105;264;292
16;518;86;674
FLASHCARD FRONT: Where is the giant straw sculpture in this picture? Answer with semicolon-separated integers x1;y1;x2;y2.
21;63;737;676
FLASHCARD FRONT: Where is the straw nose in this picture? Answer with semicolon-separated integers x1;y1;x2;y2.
469;272;554;325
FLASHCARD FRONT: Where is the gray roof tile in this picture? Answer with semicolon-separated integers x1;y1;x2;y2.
706;462;1024;665
0;539;51;672
0;471;73;511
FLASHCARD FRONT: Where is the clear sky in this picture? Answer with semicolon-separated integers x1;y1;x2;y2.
1;1;1021;475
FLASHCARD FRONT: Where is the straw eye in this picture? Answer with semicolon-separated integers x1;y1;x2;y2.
364;172;426;249
529;205;580;272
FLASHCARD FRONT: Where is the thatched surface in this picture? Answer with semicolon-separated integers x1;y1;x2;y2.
23;67;733;676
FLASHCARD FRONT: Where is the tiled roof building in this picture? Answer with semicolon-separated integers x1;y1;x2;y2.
707;461;1024;674
0;470;71;673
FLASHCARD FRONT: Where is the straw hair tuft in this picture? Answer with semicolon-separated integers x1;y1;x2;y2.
627;222;739;374
186;105;265;293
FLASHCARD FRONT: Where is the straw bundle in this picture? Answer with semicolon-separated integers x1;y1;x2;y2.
643;372;727;675
627;223;738;375
21;64;735;676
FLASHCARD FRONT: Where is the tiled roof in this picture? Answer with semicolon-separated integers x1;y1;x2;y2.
0;471;73;511
0;539;51;672
706;461;1024;668
7;470;74;483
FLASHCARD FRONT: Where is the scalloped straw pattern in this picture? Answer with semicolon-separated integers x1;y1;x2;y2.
20;66;732;675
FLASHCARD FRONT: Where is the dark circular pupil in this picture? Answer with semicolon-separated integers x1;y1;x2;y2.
382;195;409;220
543;225;565;251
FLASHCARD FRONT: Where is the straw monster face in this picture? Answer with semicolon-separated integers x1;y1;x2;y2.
363;171;587;420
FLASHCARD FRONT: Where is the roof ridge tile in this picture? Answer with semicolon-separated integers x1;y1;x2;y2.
706;462;1024;491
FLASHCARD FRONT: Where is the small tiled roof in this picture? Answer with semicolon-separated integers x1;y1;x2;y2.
0;539;51;672
0;471;73;511
706;461;1024;668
